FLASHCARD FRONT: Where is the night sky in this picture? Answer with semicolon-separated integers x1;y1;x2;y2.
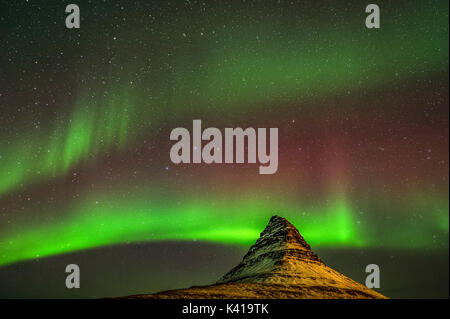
0;0;448;298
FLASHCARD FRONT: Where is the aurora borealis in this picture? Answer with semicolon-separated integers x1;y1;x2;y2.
0;0;448;298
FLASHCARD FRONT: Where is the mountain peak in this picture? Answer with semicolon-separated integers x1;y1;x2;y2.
263;215;318;253
218;215;323;283
125;215;387;299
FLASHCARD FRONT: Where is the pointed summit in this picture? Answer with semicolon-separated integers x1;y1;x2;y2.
218;215;324;283
262;215;317;251
124;216;387;299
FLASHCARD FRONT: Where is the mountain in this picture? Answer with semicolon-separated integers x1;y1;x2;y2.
124;216;387;299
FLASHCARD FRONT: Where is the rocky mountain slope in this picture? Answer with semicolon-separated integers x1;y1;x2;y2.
124;216;387;299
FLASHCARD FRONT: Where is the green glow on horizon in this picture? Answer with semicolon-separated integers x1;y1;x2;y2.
0;192;366;266
1;187;448;267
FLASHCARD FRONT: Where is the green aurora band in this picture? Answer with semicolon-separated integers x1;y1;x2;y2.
0;192;359;266
0;187;448;267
